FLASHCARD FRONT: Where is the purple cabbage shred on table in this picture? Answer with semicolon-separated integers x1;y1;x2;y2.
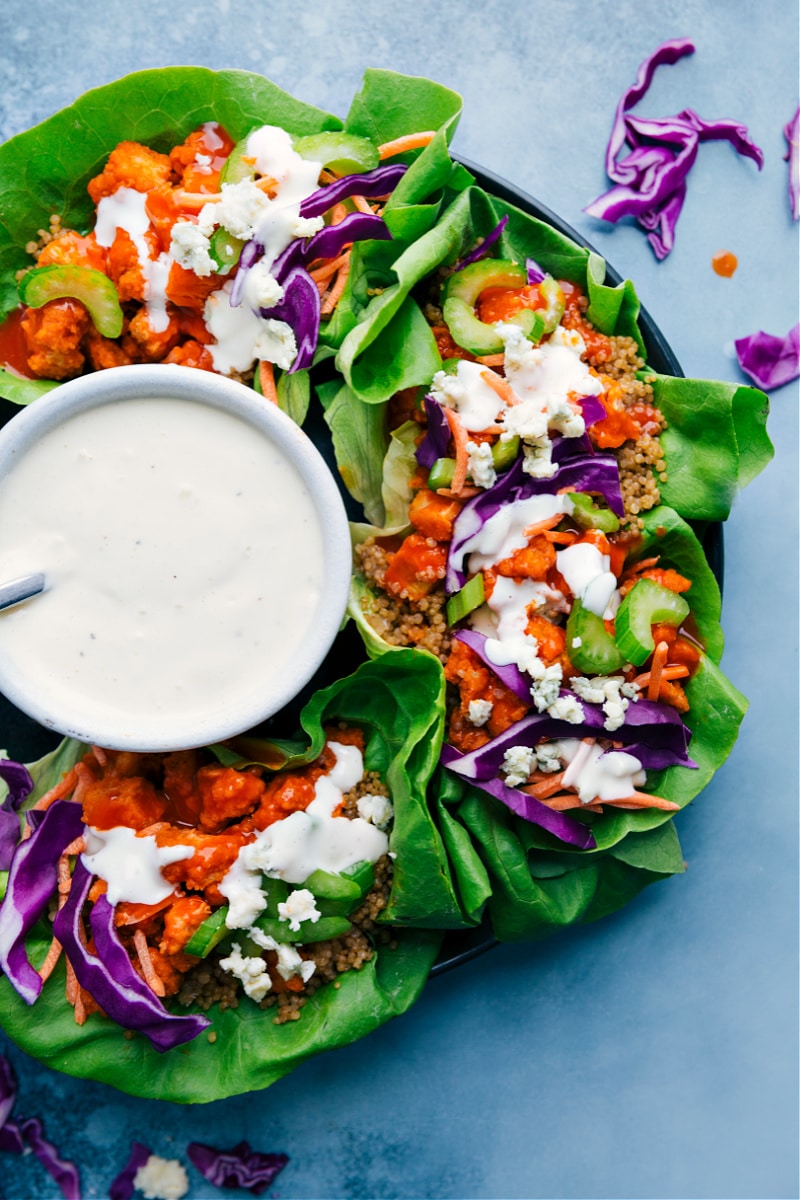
734;323;800;392
187;1139;289;1195
109;1141;153;1200
585;38;764;258
784;105;800;220
0;1052;81;1199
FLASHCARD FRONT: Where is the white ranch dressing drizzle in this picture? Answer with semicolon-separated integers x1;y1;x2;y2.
80;825;194;906
556;541;618;618
195;126;323;374
229;741;389;890
429;362;505;432
463;492;574;577
557;738;646;804
0;397;325;742
94;188;172;333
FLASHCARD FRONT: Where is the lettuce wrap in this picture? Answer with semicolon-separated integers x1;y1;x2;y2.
328;182;773;525
0;653;448;1103
0;66;464;407
350;496;747;937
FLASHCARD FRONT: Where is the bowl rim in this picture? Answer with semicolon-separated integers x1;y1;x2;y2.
0;362;353;751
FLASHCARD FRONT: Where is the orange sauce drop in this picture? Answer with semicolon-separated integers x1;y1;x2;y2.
711;250;738;278
0;307;35;378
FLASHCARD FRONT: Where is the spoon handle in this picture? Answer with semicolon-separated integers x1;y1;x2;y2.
0;573;46;612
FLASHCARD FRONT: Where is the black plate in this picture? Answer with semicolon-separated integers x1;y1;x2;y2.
0;160;722;976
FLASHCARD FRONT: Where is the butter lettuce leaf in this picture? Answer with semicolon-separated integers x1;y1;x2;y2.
333;181;772;517
0;67;342;324
0;921;441;1103
0;651;453;1102
656;374;773;520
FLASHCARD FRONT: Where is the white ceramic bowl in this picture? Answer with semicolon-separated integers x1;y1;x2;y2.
0;364;352;751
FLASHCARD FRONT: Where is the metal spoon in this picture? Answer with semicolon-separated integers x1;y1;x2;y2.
0;572;46;612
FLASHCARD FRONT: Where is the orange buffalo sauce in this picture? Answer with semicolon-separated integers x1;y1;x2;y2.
711;250;738;277
0;307;36;378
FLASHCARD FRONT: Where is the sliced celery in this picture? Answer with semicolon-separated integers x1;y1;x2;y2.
446;573;486;626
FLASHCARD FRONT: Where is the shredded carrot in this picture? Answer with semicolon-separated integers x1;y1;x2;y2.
633;663;690;689
72;983;86;1026
91;746;108;767
36;843;75;983
71;760;96;810
320;254;351;316
172;190;220;211
442;406;471;494
32;766;78;811
329;201;349;225
646;640;670;702
136;821;170;838
37;939;63;984
349;194;375;215
254;175;279;196
594;792;680;812
522;513;564;538
258;360;278;405
378;131;437;159
480;370;520;407
538;792;583;811
308;253;350;285
543;529;579;545
522;770;567;800
436;484;481;499
475;353;506;366
620;555;661;583
65;959;79;1006
540;789;679;812
134;929;166;997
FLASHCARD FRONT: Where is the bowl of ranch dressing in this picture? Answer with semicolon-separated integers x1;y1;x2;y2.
0;364;352;751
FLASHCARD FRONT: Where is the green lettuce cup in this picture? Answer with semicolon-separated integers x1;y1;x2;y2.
0;654;451;1103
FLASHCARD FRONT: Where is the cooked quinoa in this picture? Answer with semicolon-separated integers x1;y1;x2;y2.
588;333;668;530
355;539;452;661
177;855;395;1027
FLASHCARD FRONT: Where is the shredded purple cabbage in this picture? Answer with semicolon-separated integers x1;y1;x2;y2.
0;1052;17;1138
259;265;321;373
446;453;624;592
577;394;606;428
454;215;509;270
0;798;84;1004
441;697;695;782
231;199;394;371
304;210;391;261
52;860;210;1052
734;323;800;391
299;163;407;219
415;395;453;468
109;1141;152;1200
0;1053;80;1197
229;238;264;306
585;38;764;258
469;773;597;849
187;1139;289;1196
454;629;531;700
0;759;33;871
15;1117;81;1199
526;257;546;285
784;106;800;220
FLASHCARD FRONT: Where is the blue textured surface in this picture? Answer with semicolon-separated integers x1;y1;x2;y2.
0;2;797;1198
